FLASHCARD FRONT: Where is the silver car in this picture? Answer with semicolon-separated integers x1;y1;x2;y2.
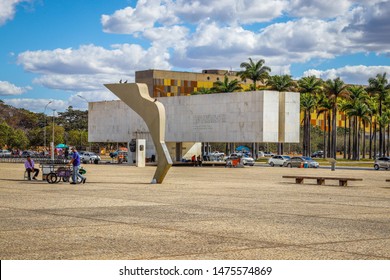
284;156;319;168
374;157;390;170
268;155;291;167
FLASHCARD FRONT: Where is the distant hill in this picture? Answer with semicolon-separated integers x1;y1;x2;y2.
0;100;43;131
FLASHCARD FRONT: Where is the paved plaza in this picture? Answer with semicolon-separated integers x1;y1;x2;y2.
0;162;389;260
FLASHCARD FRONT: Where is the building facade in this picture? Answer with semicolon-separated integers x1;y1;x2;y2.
135;69;253;97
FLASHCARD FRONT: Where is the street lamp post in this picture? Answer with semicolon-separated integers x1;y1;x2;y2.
43;101;52;155
77;94;89;107
51;109;56;160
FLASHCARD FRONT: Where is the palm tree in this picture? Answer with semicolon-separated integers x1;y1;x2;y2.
266;74;297;154
346;85;369;159
347;101;371;160
324;77;348;159
317;93;332;158
367;97;379;158
211;75;242;93
237;58;271;90
298;76;323;156
266;75;297;92
367;73;390;156
338;99;350;159
300;93;317;156
191;87;214;95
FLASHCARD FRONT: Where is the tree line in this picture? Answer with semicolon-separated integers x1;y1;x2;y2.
192;58;390;160
0;103;88;151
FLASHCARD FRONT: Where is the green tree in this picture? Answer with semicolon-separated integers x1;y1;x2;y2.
67;129;89;150
317;93;332;158
211;75;242;93
367;73;390;156
324;77;348;159
367;97;379;158
0;121;13;148
266;75;297;92
300;93;317;156
237;58;271;90
9;129;29;150
57;106;88;131
298;76;323;156
191;87;214;95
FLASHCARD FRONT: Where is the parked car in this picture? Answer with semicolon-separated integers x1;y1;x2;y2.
226;153;255;166
284;156;319;168
208;151;225;161
241;155;255;166
21;150;38;157
311;151;324;158
374;157;390;170
81;152;101;164
0;149;11;157
262;151;275;157
268;155;291;167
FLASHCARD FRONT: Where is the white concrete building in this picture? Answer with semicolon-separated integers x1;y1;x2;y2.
88;90;300;161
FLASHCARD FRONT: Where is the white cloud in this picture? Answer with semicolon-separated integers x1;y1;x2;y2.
0;80;32;96
33;74;133;92
0;0;30;26
69;91;119;111
101;0;178;34
4;90;119;113
287;0;353;18
17;44;171;91
4;98;67;113
343;1;390;53
173;0;287;25
101;0;288;35
302;65;390;85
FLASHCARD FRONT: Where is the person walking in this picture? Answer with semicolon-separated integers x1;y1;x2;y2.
68;147;86;184
24;155;39;180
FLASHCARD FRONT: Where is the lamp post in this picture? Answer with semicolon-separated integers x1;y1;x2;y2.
43;101;52;154
51;109;56;160
77;95;90;151
77;94;89;107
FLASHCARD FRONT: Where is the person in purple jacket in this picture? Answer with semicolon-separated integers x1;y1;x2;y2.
68;147;86;184
24;155;39;180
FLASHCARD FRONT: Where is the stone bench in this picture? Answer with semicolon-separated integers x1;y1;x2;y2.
282;175;363;187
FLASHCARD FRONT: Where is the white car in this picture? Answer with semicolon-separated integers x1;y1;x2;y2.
0;150;11;157
227;153;255;166
208;151;225;161
268;155;291;167
81;152;101;163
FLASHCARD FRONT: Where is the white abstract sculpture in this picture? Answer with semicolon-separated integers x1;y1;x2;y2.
104;83;172;184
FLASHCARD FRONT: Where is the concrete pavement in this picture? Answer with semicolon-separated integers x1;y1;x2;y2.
0;162;389;260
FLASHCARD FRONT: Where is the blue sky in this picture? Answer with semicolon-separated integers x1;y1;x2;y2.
1;0;390;113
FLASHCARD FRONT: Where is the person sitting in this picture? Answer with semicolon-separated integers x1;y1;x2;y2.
25;155;39;180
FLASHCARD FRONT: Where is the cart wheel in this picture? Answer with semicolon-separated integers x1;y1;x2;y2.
46;173;57;184
62;176;69;182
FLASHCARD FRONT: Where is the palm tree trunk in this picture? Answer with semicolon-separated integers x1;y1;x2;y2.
323;113;327;158
387;124;390;156
327;112;331;158
374;121;377;158
357;118;360;161
348;117;352;160
362;120;366;159
332;106;337;159
369;117;373;159
302;110;307;156
379;101;383;156
343;115;347;159
353;116;358;160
